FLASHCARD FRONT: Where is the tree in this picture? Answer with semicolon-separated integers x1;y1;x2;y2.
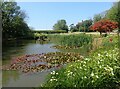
53;19;68;32
69;24;78;32
106;2;120;33
76;19;93;32
90;19;118;35
93;14;102;23
106;2;120;22
1;1;31;39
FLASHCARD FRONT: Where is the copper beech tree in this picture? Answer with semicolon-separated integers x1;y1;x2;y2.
90;19;118;35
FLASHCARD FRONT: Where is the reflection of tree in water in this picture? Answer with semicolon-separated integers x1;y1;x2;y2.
2;70;19;85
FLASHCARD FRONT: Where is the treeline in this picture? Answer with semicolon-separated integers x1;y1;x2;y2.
53;2;119;33
1;1;119;40
1;1;34;40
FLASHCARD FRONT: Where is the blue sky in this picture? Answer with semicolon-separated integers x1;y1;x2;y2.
17;2;113;30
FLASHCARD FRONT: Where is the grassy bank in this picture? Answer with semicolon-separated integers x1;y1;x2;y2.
42;34;120;88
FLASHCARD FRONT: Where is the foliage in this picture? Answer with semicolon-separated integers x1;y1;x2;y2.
93;14;103;23
76;19;93;32
49;34;93;47
69;24;79;32
106;2;120;32
43;38;120;88
1;1;32;39
90;19;118;35
106;2;120;22
53;19;68;32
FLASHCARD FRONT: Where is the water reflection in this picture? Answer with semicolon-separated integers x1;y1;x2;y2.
2;40;89;87
2;40;59;63
2;70;19;86
2;40;59;87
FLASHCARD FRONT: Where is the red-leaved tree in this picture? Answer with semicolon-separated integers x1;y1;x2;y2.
90;19;118;35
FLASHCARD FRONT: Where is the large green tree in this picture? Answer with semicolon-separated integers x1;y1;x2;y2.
69;24;78;32
106;2;119;22
76;19;93;32
53;19;68;32
1;1;31;39
93;14;102;23
106;2;120;32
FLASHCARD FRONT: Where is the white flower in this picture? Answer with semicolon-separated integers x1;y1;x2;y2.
50;79;53;82
84;58;89;61
56;72;58;75
79;67;82;69
111;71;114;76
97;61;100;64
67;72;73;76
77;60;80;62
51;71;56;75
50;78;57;82
83;65;86;67
99;65;102;68
106;53;109;56
84;76;87;79
52;76;54;78
98;54;101;57
83;61;86;64
96;75;99;78
91;72;94;77
109;67;113;71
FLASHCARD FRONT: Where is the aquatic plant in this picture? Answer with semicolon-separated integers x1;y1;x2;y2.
2;52;84;73
49;34;93;47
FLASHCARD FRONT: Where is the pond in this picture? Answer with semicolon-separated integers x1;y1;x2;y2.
2;40;60;87
2;40;88;87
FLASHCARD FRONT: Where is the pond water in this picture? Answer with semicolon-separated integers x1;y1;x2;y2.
2;40;88;87
2;40;60;87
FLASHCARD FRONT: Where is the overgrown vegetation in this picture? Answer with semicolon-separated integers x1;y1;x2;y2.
43;35;120;88
48;34;93;48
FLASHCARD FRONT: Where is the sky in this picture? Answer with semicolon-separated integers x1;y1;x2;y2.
17;2;113;30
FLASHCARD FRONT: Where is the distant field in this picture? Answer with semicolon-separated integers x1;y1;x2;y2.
59;32;118;35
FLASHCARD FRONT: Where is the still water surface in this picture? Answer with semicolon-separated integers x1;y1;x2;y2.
2;40;59;87
2;40;87;87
